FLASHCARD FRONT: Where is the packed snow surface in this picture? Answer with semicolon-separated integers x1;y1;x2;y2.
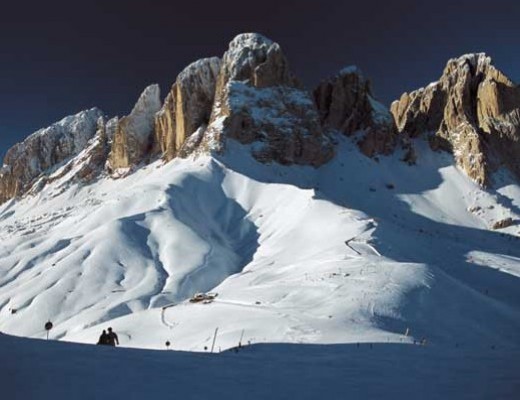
3;333;519;400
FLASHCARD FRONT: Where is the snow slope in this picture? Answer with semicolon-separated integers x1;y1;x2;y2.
0;134;519;357
3;333;519;400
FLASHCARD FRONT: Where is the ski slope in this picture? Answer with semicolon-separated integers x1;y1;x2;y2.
0;135;519;357
3;333;519;400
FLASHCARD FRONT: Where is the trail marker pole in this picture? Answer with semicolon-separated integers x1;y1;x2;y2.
239;329;245;347
211;327;219;353
44;321;53;340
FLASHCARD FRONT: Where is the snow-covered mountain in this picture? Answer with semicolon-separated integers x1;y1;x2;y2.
1;33;519;368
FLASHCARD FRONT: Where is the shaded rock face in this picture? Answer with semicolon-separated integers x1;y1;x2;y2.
314;67;396;157
391;53;520;186
108;84;161;170
202;33;334;167
39;116;112;187
155;58;221;161
0;108;103;203
73;116;111;182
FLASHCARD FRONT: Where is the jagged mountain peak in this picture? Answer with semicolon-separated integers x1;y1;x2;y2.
108;84;162;171
0;107;104;203
155;57;222;161
441;52;516;88
391;52;520;186
23;107;103;142
201;32;333;166
313;65;396;158
3;38;520;208
445;52;490;68
177;57;221;83
128;84;161;118
219;32;296;88
337;65;364;78
228;32;274;50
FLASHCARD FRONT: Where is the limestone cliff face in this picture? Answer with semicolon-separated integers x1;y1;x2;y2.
391;53;520;185
0;108;103;203
201;33;334;167
313;67;396;157
155;58;221;161
108;84;161;170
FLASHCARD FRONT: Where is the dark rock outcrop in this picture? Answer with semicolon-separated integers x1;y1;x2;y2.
491;217;515;230
313;66;396;157
74;116;111;181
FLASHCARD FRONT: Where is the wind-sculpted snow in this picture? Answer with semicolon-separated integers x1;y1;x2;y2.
0;158;259;339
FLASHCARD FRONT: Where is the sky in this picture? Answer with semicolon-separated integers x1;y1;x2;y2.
1;0;519;155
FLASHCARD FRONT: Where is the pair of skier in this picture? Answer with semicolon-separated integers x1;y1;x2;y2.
97;327;119;346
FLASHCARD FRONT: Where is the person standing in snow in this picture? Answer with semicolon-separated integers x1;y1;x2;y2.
97;330;109;345
107;327;119;346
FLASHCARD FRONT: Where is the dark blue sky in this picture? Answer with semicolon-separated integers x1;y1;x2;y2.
1;0;519;156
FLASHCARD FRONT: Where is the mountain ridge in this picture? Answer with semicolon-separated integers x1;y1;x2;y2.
2;35;520;205
0;35;519;351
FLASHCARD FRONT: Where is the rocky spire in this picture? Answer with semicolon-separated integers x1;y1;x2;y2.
108;84;161;171
155;57;221;161
391;53;520;186
313;66;396;157
198;33;334;167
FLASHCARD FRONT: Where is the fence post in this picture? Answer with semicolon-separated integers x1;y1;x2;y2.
211;327;219;353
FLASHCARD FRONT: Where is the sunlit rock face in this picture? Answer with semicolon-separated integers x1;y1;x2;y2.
314;66;396;158
108;84;161;171
155;58;221;161
0;108;103;203
198;33;335;167
391;53;520;186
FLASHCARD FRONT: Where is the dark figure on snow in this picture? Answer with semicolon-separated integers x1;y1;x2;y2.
97;330;109;345
107;327;119;346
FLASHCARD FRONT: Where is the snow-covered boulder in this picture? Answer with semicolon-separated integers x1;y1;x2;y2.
108;84;161;170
